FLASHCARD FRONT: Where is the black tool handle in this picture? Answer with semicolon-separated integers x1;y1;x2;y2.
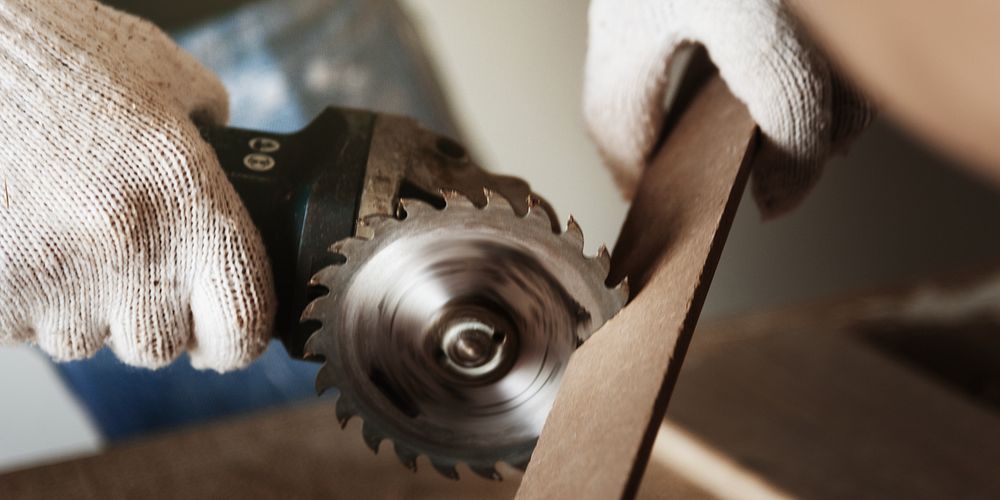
199;108;376;357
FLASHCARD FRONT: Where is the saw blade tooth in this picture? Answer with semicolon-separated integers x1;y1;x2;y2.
330;239;353;255
354;219;375;239
303;330;323;357
361;420;385;454
441;189;475;209
430;459;460;480
357;214;398;240
308;264;343;289
483;188;514;214
614;276;630;303
335;394;358;428
524;197;555;229
469;464;502;481
593;244;612;276
300;296;330;323
399;197;438;219
315;363;337;396
393;442;420;472
525;194;549;220
563;215;585;250
507;455;532;471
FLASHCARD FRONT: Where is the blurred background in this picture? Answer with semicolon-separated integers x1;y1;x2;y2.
2;0;1000;497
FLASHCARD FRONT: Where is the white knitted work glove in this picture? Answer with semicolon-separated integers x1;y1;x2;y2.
0;0;275;371
585;0;874;216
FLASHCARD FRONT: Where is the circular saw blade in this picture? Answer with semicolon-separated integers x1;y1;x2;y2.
302;190;627;480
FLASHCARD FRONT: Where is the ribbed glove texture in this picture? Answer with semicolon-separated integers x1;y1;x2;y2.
0;0;274;371
584;0;874;215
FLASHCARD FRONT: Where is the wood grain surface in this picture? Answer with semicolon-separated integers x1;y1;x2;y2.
517;74;758;500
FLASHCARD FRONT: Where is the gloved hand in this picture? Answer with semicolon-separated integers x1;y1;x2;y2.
584;0;874;216
0;0;274;371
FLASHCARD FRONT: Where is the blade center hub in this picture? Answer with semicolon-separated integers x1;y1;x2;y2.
439;318;508;378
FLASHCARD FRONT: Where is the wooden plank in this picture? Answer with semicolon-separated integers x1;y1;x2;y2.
657;301;1000;499
517;73;757;499
0;401;521;499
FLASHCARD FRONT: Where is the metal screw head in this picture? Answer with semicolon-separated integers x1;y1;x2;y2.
243;153;276;172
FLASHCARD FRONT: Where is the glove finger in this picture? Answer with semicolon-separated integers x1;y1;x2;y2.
583;0;683;198
750;71;876;218
748;140;822;217
167;46;229;126
830;72;876;151
186;205;274;373
0;304;28;344
0;254;106;360
96;2;230;126
679;1;833;216
107;285;192;369
34;303;106;362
